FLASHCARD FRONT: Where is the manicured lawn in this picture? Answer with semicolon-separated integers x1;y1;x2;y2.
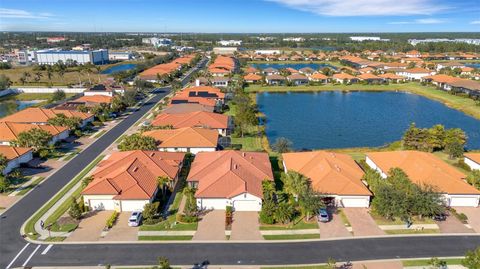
246;82;480;120
385;229;439;235
370;211;435;225
16;177;45;196
402;258;464;266
225;101;265;152
49;222;78;232
263;234;320;240
262;266;329;269
24;155;104;239
44;236;66;242
337;209;351;227
138;235;193;241
260;219;319;230
0;92;76;102
140;222;198;231
92;130;107;139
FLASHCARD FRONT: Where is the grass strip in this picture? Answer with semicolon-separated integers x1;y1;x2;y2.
23;154;105;239
263;234;320;240
384;229;439;235
16;177;45;196
138;235;193;241
402;258;463;266
93;130;107;139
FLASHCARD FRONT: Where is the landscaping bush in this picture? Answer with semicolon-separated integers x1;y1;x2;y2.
449;208;468;224
68;197;82;220
105;211;118;229
455;160;471;172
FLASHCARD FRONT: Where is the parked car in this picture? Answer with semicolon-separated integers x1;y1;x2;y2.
317;208;329;222
432;213;447;221
128;211;142;227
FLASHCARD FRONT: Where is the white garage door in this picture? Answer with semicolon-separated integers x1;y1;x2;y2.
121;200;148;212
233;200;261;211
90;200;115;211
200;199;227;210
450;197;479;207
341;198;369;208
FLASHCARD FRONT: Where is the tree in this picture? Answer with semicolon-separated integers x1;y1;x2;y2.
0;154;7;172
259;199;276;224
142;202;159;222
272;137;293;153
118;134;157;151
34;71;42;82
68;197;82;220
0;175;11;193
51;89;66;102
274;202;295;224
326;257;337;269
13;128;53;152
183;187;198;220
462;247;480;269
426;124;445;152
47;114;83;132
282;171;309;201
428;257;447;269
233;94;258;137
123;89;138;107
0;74;12;90
466;170;480;189
157;257;172;269
298;189;325;221
157;176;170;197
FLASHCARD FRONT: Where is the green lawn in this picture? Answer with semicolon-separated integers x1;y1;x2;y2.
337;209;351;227
246;82;480;120
262;266;329;269
263;234;320;240
16;177;45;196
140;221;198;231
93;130;107;138
225;101;265;152
385;229;439;235
44;236;67;242
138;235;193;241
260;219;319;230
24;154;104;239
402;258;464;266
49;222;78;233
370;211;435;225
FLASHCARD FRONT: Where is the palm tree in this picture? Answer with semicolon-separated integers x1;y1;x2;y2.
58;69;65;84
94;65;102;83
282;171;309;202
46;66;53;82
34;71;42;82
274;202;295;224
157;176;170;197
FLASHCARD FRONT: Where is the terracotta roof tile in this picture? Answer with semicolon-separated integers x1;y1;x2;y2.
143;127;218;148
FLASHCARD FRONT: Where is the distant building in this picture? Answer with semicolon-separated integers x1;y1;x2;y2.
350;36;390;42
282;37;305;42
254;49;281;55
218;40;242;46
36;49;109;65
409;38;480;46
212;47;237;55
16;49;36;65
108;51;133;61
46;37;67;43
142;37;172;47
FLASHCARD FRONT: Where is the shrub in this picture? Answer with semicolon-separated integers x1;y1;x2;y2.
68;197;82;220
106;211;118;228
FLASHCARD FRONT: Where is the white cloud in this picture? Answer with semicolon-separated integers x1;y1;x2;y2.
471;20;480;24
267;0;447;16
389;18;446;24
0;8;53;19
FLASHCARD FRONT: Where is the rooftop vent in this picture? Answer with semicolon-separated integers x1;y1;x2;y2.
133;167;139;172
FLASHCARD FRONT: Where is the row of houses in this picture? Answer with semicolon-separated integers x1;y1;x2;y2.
208;55;237;77
422;74;480;97
138;54;197;82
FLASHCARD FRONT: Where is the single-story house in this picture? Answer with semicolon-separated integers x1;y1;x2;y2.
0;146;33;175
308;73;329;83
211;77;230;88
243;73;263;83
366;151;480;207
357;73;384;83
0;122;69;146
282;151;372;207
151;111;231;136
332;73;358;84
265;74;286;85
82;150;185;212
298;67;316;75
262;67;279;76
448;80;480;98
287;74;309;85
143;127;218;154
395;68;435;81
0;107;94;128
377;73;406;83
421;74;459;91
187;150;274;211
162;103;214;114
464;153;480;170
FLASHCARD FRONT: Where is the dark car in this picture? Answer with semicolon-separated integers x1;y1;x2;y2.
432;213;447;221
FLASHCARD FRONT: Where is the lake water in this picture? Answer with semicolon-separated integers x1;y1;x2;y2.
251;63;337;71
0;100;43;118
257;91;480;150
465;63;480;69
101;63;137;74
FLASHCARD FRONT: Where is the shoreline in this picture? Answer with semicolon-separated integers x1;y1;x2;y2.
247;82;480;120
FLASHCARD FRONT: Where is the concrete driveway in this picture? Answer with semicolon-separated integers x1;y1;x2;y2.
193;210;226;241
65;211;112;242
343;208;385;236
436;213;474;234
454;207;480;233
230;211;263;240
318;209;352;238
100;212;139;241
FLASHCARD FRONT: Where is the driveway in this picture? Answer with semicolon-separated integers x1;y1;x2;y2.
436;213;474;234
193;210;226;241
100;212;139;241
65;210;112;242
230;211;263;240
343;208;385;236
353;261;402;269
454;207;480;233
318;209;352;238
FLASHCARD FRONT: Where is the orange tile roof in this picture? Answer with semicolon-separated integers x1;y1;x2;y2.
176;86;225;99
333;73;356;80
378;73;405;80
139;61;182;79
0;122;68;142
283;151;371;196
0;107;93;123
244;73;263;81
143;127;218;148
423;74;460;84
403;68;431;74
187;150;274;198
0;145;32;161
151;111;228;129
366;151;480;195
309;73;328;80
245;66;258;73
357;73;381;80
82;151;185;199
75;95;113;104
465;153;480;165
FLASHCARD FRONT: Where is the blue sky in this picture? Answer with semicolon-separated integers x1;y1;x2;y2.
1;0;479;32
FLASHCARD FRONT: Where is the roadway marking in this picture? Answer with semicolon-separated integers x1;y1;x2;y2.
22;245;40;267
41;244;53;255
5;243;30;269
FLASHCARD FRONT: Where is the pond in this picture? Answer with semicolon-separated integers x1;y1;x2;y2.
101;63;137;74
257;91;480;150
251;63;336;71
0;100;44;118
464;63;480;69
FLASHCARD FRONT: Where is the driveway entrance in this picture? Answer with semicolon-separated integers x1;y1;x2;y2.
453;207;480;233
193;210;226;241
318;209;351;238
230;211;263;240
343;208;385;236
65;211;112;242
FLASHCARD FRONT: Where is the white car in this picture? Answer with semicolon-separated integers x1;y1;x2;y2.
128;211;142;227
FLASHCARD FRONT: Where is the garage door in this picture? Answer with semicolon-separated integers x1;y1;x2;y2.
341;198;369;208
233;200;261;211
90;200;115;211
121;200;148;212
450;197;479;207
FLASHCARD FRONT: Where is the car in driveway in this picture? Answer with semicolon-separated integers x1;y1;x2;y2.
432;213;447;221
317;208;329;222
128;211;142;227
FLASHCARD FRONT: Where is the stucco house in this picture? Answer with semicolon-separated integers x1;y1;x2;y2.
143;127;218;154
464;153;480;170
0;146;33;175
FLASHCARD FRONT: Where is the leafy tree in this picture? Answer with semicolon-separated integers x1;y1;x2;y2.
466;170;480;189
426;124;445;152
282;171;309;201
272;137;293;153
428;257;447;269
118;134;157;151
157;257;172;269
183;187;198;220
50;89;66;102
157;176;171;197
0;74;12;90
68;197;82;220
233;94;257;137
298;189;325;221
0;154;7;172
47;114;83;132
274;202;295;224
259;199;276;224
142;202;159;222
13;128;53;152
0;175;11;193
402;123;429;151
123;89;138;107
462;247;480;269
81;176;94;188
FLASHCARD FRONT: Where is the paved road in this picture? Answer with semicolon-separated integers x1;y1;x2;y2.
1;59;480;268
